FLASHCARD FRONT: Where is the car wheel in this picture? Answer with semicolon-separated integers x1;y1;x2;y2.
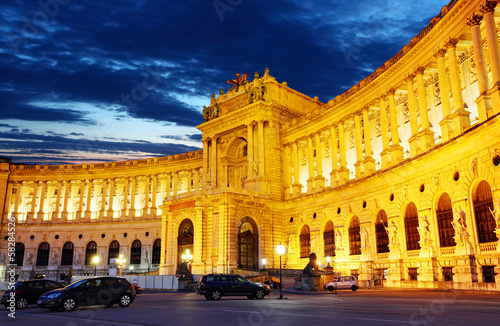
16;297;28;309
351;285;358;291
254;288;265;300
327;286;334;292
62;297;78;311
118;293;132;307
209;289;222;300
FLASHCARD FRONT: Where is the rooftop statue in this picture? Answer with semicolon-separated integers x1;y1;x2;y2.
227;72;249;92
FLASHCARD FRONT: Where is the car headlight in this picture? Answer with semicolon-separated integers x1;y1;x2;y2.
47;293;61;299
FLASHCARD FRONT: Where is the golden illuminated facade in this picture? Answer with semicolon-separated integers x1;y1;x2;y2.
2;0;500;290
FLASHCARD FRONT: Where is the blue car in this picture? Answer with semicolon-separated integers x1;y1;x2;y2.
197;274;271;300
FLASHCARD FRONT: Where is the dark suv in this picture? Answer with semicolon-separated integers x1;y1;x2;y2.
197;274;271;300
37;276;136;311
1;279;64;309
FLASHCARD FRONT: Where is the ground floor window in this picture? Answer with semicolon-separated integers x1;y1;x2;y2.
482;266;496;283
408;268;418;281
443;267;454;282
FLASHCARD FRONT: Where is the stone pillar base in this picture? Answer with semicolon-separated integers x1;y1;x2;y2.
475;93;492;122
354;162;363;178
292;183;302;197
329;171;338;187
389;145;404;164
408;136;420;156
488;83;500;115
363;158;376;175
358;262;373;288
337;168;350;185
439;118;453;142
417;258;438;285
386;260;403;287
380;151;390;169
418;129;435;151
306;179;315;193
451;109;471;135
314;176;325;191
295;274;322;291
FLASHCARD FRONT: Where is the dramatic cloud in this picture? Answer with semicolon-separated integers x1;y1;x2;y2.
0;0;450;164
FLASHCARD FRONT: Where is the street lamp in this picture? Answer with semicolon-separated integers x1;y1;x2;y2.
116;254;126;276
181;249;193;262
276;243;286;299
92;256;100;276
261;258;267;270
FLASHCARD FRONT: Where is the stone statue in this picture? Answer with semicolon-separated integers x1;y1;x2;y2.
418;215;431;243
257;79;266;100
203;105;210;122
75;250;81;263
383;219;398;245
452;207;468;237
227;72;249;92
219;88;224;96
361;228;369;249
302;253;319;276
488;203;500;229
264;67;270;76
254;71;259;81
245;86;255;104
50;250;58;265
26;251;33;265
336;230;343;250
179;261;192;279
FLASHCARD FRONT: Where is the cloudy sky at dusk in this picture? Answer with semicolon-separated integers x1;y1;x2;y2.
0;0;451;165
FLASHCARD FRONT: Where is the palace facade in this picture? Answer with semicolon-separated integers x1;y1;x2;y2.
2;0;500;291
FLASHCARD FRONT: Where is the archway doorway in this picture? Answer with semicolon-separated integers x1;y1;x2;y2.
238;217;258;270
177;219;193;273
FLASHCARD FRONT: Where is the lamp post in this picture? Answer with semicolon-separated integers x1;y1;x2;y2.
116;254;126;276
261;258;267;270
276;243;286;299
92;256;100;276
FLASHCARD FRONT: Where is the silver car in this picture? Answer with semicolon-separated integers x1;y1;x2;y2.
324;276;358;291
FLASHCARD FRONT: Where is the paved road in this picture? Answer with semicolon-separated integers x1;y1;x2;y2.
2;289;500;326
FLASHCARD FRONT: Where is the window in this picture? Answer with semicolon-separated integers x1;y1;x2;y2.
443;267;454;282
323;221;335;257
349;217;361;255
436;193;456;247
108;240;120;264
299;225;311;258
84;241;97;265
130;240;142;265
408;268;418;281
376;210;389;253
14;242;25;266
473;181;497;243
152;239;161;264
482;266;496;283
61;242;74;266
404;203;421;251
36;242;50;266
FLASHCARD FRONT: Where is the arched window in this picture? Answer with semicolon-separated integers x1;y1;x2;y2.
436;193;456;247
404;202;420;251
376;210;390;253
238;217;259;270
36;242;50;266
323;221;335;257
152;239;161;265
473;181;497;243
14;242;25;266
177;219;194;272
61;242;74;266
349;217;361;255
108;240;120;264
84;241;97;265
300;225;311;258
130;240;142;265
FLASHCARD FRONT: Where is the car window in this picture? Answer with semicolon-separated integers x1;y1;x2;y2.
45;281;61;290
220;276;228;282
235;276;247;283
206;276;214;282
85;279;102;288
33;281;44;290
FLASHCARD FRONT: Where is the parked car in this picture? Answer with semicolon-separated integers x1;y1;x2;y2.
1;279;64;309
133;285;143;294
197;274;271;300
324;276;359;291
37;276;136;311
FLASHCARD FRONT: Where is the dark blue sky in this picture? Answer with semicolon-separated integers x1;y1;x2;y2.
0;0;450;165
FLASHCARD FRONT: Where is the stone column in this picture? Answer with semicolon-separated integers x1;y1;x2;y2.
78;181;84;220
150;175;158;216
99;179;107;219
291;140;301;196
28;181;38;222
191;207;205;274
406;75;420;156
258;120;265;177
122;178;129;217
330;123;339;186
211;137;218;188
338;120;350;185
53;181;62;220
107;178;115;219
354;112;364;177
37;181;47;221
387;89;404;163
12;182;21;220
362;107;376;174
415;66;435;150
61;181;69;221
85;180;92;220
144;175;151;214
379;97;390;169
435;49;453;142
446;38;471;133
129;177;136;217
202;137;209;189
467;14;492;122
246;122;254;181
307;134;315;192
284;144;293;196
166;173;171;198
481;1;500;115
3;182;13;220
314;132;325;191
173;172;178;197
193;169;199;193
187;169;193;193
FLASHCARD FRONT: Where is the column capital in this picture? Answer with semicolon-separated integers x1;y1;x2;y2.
444;38;459;49
467;13;483;27
354;109;363;116
386;88;397;96
414;66;426;75
434;47;447;58
379;95;388;103
480;1;497;15
201;137;211;143
404;74;415;82
248;120;257;127
362;106;370;113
